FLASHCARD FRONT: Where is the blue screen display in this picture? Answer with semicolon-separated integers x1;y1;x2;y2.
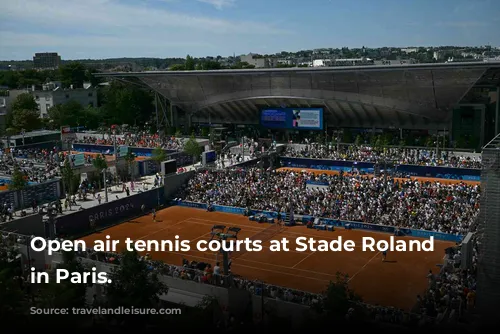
260;108;323;130
205;150;216;163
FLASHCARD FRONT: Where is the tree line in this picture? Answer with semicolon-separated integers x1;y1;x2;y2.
1;63;157;134
168;55;256;71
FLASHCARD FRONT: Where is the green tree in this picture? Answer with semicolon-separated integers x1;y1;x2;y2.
124;151;136;181
169;64;186;71
59;62;87;88
184;135;203;164
185;55;195;70
0;70;22;89
61;159;77;195
201;127;209;137
11;93;38;111
48;100;84;128
85;67;103;87
374;136;383;151
231;61;255;69
81;106;102;129
313;272;362;318
342;129;353;143
92;154;108;171
105;250;168;327
354;135;362;146
425;136;434;147
199;60;222;70
0;243;27;319
11;109;41;131
151;146;167;169
92;154;108;189
37;251;87;308
8;166;28;191
100;82;154;125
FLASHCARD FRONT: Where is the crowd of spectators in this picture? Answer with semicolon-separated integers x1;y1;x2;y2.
416;237;478;323
285;143;482;169
178;168;480;234
75;133;184;150
0;148;61;184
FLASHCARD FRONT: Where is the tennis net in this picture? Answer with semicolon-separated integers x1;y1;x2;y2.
230;223;282;259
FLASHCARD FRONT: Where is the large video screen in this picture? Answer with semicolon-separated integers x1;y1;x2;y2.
260;108;323;130
161;159;177;176
203;150;216;163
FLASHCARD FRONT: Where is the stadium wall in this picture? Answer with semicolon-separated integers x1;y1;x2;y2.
72;143;177;157
164;171;195;200
172;201;463;243
54;187;165;237
0;213;45;237
279;157;481;181
0;179;62;210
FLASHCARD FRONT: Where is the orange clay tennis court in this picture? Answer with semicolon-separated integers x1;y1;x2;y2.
80;205;455;310
277;167;481;186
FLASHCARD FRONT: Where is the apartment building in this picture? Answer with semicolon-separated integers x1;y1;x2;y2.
240;53;277;68
32;82;97;118
33;52;62;69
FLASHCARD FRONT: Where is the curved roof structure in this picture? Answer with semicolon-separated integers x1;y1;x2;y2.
96;62;500;129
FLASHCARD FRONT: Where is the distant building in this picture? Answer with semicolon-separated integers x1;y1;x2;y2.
401;48;418;54
433;51;444;61
240;53;277;68
313;58;375;67
32;81;98;118
0;89;8;132
33;52;62;69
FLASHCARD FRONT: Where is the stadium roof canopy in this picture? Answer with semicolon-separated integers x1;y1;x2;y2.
95;62;500;129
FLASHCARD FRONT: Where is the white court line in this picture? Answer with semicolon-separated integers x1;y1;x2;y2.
347;251;381;283
292;251;317;268
137;219;191;240
164;250;331;283
187;216;447;241
129;218;371;282
190;232;213;242
183;245;336;278
187;218;267;231
185;218;365;245
186;232;311;255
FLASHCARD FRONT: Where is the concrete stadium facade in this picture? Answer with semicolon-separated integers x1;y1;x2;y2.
96;62;500;145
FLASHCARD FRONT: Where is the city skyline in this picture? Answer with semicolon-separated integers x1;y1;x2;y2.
1;0;499;61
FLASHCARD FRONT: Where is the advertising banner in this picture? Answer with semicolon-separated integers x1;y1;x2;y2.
69;153;85;168
118;145;129;158
55;187;164;236
72;144;176;157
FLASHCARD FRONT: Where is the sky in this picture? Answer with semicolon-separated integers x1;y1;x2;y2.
0;0;499;61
